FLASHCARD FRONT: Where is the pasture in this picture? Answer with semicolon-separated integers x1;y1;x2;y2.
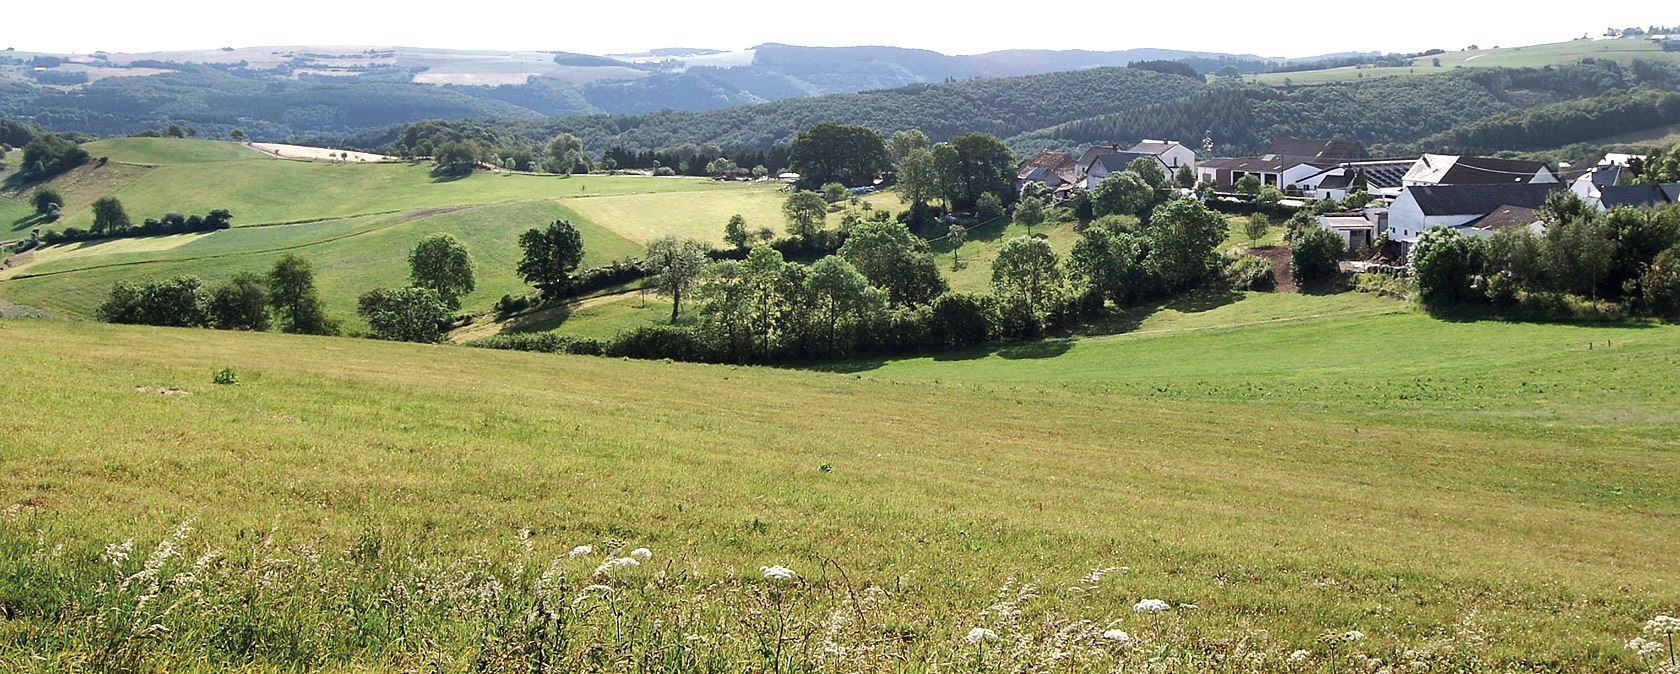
0;139;795;325
2;291;1677;671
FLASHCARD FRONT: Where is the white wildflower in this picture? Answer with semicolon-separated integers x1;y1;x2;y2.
760;564;797;581
1176;602;1199;610
1343;630;1366;643
1101;629;1131;643
1132;599;1171;614
1627;637;1665;657
964;627;999;644
1289;649;1311;663
593;557;639;576
571;584;615;606
1646;615;1680;637
568;545;593;557
630;547;652;561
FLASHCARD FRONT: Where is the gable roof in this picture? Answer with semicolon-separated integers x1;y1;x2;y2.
1405;154;1556;185
1403;183;1563;216
1091;151;1161;173
1467;205;1543;232
1128;139;1186;156
1020;151;1076;171
1263;138;1369;163
1598;184;1680;209
1340;160;1414;189
1077;145;1125;172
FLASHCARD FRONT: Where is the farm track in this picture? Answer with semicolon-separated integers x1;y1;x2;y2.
447;290;641;343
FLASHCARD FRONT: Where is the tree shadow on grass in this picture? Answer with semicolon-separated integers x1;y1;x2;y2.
10;213;48;233
1162;289;1242;313
996;339;1072;360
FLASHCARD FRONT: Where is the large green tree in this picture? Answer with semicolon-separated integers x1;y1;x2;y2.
517;220;586;299
1091;172;1154;218
782;190;829;241
933;133;1015;211
888;129;930;163
408;234;476;311
358;287;450;343
1069;226;1149;306
91;197;131;234
1144;197;1228;291
895;148;939;206
208;274;271;331
268;254;336;335
991;235;1063;317
1289;226;1346;285
838;219;947;306
788;122;888;188
806;255;883;356
647;236;710;322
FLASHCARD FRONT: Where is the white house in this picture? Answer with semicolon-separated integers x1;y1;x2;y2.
1296;160;1416;200
1387;183;1562;255
1195;138;1370;191
1127;139;1197;174
1081;151;1174;189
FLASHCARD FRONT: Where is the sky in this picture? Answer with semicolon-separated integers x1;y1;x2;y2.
7;1;1671;58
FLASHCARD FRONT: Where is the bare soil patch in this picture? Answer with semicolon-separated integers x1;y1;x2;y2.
1249;246;1297;293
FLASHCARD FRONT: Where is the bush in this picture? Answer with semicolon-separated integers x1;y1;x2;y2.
1223;254;1276;291
98;276;211;327
926;293;993;347
1643;245;1680;318
1290;226;1346;285
1410;227;1487;308
357;287;450;343
605;324;709;361
212;368;239;385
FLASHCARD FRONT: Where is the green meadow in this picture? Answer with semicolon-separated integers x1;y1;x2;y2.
2;289;1677;671
1248;37;1680;86
0;139;795;325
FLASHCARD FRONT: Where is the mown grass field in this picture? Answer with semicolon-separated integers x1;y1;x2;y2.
2;291;1677;672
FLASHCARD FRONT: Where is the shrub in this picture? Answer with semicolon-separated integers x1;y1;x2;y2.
605;324;708;361
357;287;450;343
1290;226;1346;285
212;368;239;385
97;276;211;327
927;293;993;347
1410;227;1488;308
1223;254;1276;291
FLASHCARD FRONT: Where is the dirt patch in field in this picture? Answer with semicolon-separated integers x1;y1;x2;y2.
2;250;33;269
1249;246;1297;293
134;386;192;396
0;297;45;318
250;143;396;163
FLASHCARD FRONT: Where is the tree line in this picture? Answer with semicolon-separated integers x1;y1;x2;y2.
1409;191;1680;319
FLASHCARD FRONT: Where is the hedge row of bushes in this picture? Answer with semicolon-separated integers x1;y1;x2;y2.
40;210;233;246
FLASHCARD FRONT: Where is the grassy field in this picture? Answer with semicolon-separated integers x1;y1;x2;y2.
0;201;645;322
1249;37;1680;86
2;292;1677;671
0;139;811;324
80;137;268;165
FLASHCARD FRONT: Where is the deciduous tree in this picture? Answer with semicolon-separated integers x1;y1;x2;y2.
408;234;475;311
518;220;586;299
647;236;709;322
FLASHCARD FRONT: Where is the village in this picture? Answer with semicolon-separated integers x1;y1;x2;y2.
1016;137;1677;260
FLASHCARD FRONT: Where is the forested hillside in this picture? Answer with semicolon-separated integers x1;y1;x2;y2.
1008;59;1680;156
1411;88;1680;154
347;67;1209;154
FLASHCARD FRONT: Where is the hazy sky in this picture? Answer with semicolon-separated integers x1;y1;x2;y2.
8;1;1671;58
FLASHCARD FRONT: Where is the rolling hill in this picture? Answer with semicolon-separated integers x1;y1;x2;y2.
1;290;1676;670
0;138;793;324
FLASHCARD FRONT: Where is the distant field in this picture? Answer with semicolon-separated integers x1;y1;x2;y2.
1250;37;1680;86
1587;121;1680;148
0;200;643;322
81;138;268;165
2;294;1677;670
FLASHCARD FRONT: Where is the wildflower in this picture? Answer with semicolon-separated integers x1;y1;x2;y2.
1647;616;1680;637
1289;649;1311;663
569;545;593;557
630;547;652;561
760;564;797;581
1628;637;1665;657
964;627;999;644
1101;629;1131;643
1132;599;1171;614
593;557;638;576
1343;630;1366;643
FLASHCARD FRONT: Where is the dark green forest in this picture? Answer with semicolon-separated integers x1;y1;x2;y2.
1007;60;1680;157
